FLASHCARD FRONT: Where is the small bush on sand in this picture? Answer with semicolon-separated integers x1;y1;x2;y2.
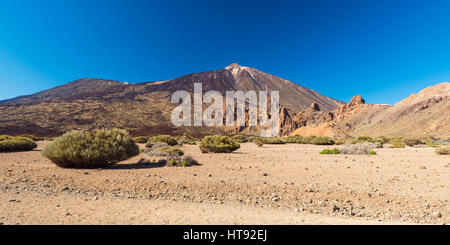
0;136;37;152
42;129;139;168
200;135;240;153
435;145;450;155
253;138;264;147
177;135;197;145
402;137;421;147
369;150;377;155
338;142;377;155
158;147;184;156
132;136;149;144
150;135;178;146
311;136;335;145
320;148;341;154
262;138;286;144
231;135;249;143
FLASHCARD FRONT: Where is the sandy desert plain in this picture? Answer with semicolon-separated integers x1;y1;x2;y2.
0;141;448;225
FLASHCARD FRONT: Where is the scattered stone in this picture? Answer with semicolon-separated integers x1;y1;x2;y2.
332;204;340;212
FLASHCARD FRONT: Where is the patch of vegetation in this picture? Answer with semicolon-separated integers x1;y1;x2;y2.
177;135;197;145
389;138;405;148
200;135;240;153
426;140;439;148
167;155;198;167
132;136;150;144
282;136;304;143
0;136;38;152
311;136;335;145
253;138;264;147
402;137;421;147
320;148;341;154
230;135;249;143
262;138;286;144
435;145;450;155
150;135;178;146
158;147;184;156
41;128;139;168
369;150;377;155
0;135;13;141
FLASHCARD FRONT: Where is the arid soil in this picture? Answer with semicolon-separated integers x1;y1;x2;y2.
0;142;448;225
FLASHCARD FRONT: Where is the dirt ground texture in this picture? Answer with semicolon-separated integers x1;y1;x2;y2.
0;142;448;225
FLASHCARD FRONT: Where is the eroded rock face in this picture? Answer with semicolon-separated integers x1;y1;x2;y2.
349;95;365;106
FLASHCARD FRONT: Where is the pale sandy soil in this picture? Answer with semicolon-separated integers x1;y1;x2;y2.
0;142;448;225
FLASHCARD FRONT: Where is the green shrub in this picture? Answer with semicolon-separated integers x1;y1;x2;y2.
41;129;139;168
169;159;177;166
181;160;190;167
369;150;377;155
262;138;286;144
0;137;37;152
231;135;249;143
402;137;421;147
200;135;240;153
253;138;264;147
132;136;150;144
150;135;178;146
311;136;335;145
158;147;184;156
435;145;450;155
320;148;341;154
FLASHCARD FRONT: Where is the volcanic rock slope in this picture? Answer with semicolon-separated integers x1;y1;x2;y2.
287;82;450;138
0;64;343;136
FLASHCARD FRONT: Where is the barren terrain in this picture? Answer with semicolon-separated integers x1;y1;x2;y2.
0;142;448;225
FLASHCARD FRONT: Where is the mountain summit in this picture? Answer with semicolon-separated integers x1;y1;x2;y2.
0;64;343;136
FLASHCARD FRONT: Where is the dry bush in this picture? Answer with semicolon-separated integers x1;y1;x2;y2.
389;138;406;148
150;135;178;146
200;135;240;153
132;136;150;144
338;142;377;155
282;136;304;143
0;136;37;152
402;137;421;147
310;136;335;145
435;145;450;155
42;129;139;168
262;138;286;144
253;138;264;147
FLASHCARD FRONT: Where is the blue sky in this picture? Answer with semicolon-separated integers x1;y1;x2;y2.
0;0;449;104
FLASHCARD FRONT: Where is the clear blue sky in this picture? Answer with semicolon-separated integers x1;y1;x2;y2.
0;0;449;104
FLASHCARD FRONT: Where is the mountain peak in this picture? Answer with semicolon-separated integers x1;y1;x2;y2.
225;63;242;69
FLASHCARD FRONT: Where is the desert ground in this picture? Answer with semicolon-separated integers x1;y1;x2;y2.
0;141;448;225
